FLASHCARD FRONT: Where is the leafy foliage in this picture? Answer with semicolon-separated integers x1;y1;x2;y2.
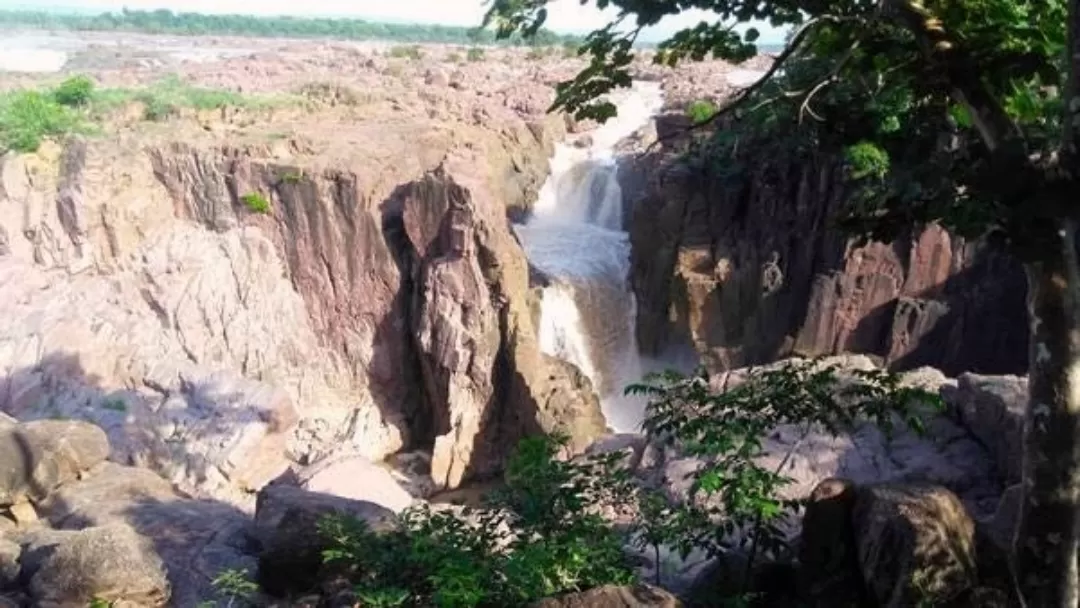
241;192;271;214
0;8;581;47
466;47;486;62
0;74;277;153
686;99;718;125
626;360;941;570
319;434;637;608
321;361;936;605
0;90;82;153
52;75;96;107
195;568;259;607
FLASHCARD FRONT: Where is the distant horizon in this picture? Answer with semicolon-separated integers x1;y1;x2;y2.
0;1;789;45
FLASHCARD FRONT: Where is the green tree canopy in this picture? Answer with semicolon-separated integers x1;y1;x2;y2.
486;0;1080;605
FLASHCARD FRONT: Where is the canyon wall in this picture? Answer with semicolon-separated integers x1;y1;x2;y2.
0;97;604;504
626;115;1029;376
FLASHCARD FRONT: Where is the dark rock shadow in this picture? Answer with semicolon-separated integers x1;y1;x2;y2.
854;247;1028;376
0;354;270;605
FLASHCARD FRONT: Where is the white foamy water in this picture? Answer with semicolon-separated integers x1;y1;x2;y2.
516;81;664;432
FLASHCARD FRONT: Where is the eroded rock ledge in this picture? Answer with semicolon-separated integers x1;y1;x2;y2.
625;113;1029;376
0;89;603;504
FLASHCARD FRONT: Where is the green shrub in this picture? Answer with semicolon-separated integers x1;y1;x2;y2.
320;434;636;607
0;90;81;153
686;99;718;125
138;92;178;121
388;45;423;60
318;359;937;606
241;192;271;214
445;52;462;63
466;47;485;62
52;75;95;107
625;359;940;598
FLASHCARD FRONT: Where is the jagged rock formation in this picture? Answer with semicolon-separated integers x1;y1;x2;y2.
626;115;1028;376
0;67;603;503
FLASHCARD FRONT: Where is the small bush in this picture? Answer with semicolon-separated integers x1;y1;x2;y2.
445;52;462;63
388;45;423;60
466;47;485;62
241;192;271;214
279;170;303;185
52;75;95;107
138;93;178;121
686;99;718;125
320;434;637;607
0;90;81;153
317;359;937;606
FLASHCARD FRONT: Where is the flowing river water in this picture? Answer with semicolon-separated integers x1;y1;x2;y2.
515;81;665;432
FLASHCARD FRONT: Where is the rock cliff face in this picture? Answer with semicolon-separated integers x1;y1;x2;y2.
626;115;1028;375
0;87;601;502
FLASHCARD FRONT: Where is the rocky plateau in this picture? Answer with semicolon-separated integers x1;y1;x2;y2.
0;30;1033;607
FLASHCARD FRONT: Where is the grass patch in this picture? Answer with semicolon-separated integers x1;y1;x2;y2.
387;45;423;60
241;192;271;214
466;47;486;62
0;74;285;153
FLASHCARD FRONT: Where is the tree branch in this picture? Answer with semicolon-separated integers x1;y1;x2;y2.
888;0;1022;153
638;15;850;156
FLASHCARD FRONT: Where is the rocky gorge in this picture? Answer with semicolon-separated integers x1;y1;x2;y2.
0;32;1034;607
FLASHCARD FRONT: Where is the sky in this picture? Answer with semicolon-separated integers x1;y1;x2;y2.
3;0;788;44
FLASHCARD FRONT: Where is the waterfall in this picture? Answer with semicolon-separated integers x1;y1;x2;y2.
515;81;664;433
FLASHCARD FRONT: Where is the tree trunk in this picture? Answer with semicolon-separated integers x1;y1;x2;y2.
1014;220;1080;607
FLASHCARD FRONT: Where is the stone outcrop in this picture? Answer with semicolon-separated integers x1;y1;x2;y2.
291;452;415;513
0;419;109;506
800;479;979;607
0;416;258;606
619;357;1007;519
0;53;603;501
626;116;1028;376
24;523;171;607
254;484;395;597
398;159;606;489
944;374;1027;485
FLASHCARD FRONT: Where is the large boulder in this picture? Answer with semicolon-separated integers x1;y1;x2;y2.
945;374;1027;485
530;585;683;608
800;479;978;607
293;453;416;513
41;462;257;607
24;523;171;607
254;484;395;597
0;420;110;506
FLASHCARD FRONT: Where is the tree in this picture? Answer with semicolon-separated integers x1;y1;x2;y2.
486;0;1079;605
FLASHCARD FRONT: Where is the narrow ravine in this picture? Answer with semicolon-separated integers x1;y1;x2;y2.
515;81;664;432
